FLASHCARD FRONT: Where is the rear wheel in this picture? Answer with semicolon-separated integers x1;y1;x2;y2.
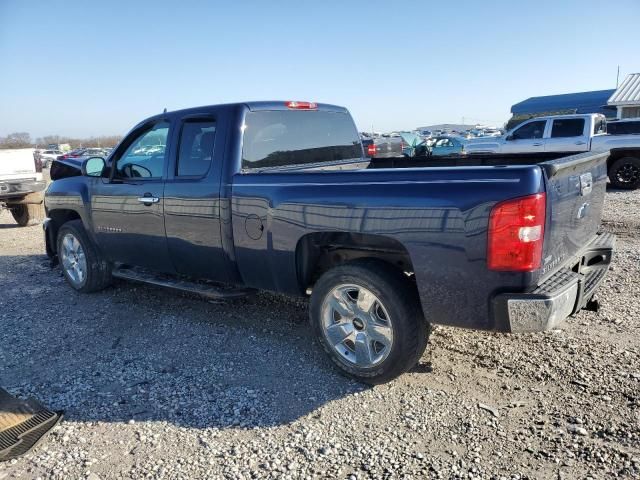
609;156;640;189
10;202;45;227
56;220;112;293
310;260;429;384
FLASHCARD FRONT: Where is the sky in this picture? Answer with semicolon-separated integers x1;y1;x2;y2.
1;0;638;139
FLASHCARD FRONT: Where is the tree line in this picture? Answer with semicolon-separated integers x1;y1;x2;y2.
0;132;122;149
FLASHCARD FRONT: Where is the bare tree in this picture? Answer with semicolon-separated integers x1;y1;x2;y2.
3;133;123;149
0;132;32;148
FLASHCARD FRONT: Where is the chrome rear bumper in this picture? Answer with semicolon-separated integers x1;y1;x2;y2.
492;232;615;333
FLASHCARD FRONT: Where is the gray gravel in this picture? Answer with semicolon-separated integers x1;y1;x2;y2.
0;188;639;480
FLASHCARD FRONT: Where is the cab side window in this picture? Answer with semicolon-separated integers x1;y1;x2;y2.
177;120;216;177
512;120;546;140
551;119;585;138
115;122;169;179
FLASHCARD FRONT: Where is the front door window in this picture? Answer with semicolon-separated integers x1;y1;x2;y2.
115;123;170;179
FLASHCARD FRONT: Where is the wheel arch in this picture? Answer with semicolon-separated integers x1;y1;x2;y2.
607;147;640;168
45;209;83;256
295;231;417;293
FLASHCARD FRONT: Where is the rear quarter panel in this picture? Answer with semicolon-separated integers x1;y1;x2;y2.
231;166;545;331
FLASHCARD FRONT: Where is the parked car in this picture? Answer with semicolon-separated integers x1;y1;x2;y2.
428;136;466;156
364;135;405;158
40;150;64;168
0;148;46;226
83;148;107;157
44;101;614;384
464;113;640;189
56;148;87;160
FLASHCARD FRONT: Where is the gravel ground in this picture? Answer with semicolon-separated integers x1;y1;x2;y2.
0;188;638;480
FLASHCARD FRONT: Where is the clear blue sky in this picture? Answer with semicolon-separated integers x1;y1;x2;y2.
1;0;638;139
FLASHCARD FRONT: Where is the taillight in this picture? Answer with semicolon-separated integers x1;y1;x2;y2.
367;144;377;156
285;101;318;110
487;193;546;272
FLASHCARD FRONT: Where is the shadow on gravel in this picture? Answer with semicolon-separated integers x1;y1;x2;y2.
605;185;637;194
0;223;20;229
0;254;370;430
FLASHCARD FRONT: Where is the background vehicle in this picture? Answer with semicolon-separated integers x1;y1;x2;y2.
363;134;405;158
83;148;108;157
40;149;63;168
0;148;46;226
427;136;466;156
56;148;107;160
44;101;614;384
464;113;640;189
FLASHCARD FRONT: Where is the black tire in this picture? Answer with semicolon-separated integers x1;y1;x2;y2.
310;259;430;385
56;219;112;293
609;156;640;190
10;202;45;227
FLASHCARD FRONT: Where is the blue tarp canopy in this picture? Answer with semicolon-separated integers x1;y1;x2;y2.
511;89;616;116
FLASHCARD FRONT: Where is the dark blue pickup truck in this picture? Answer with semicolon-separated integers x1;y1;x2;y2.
44;101;615;384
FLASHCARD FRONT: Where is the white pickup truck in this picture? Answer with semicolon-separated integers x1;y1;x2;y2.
0;148;46;226
465;114;640;189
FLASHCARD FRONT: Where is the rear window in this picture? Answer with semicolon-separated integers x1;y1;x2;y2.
607;120;640;135
177;119;215;177
551;119;585;138
241;110;362;170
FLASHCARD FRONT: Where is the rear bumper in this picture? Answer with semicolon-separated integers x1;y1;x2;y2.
492;232;615;333
0;178;46;201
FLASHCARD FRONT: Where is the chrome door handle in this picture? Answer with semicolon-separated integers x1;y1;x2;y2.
137;196;159;204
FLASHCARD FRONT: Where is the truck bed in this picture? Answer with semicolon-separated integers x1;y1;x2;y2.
368;151;573;170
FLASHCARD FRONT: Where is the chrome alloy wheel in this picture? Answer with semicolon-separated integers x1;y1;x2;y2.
60;233;87;286
320;284;394;368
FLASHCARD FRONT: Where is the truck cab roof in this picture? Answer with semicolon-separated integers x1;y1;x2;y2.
138;101;348;126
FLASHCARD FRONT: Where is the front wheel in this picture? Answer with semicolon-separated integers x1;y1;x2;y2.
310;260;430;384
56;220;112;293
609;156;640;190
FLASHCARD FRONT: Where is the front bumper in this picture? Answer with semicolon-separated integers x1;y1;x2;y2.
492;232;616;333
0;178;46;201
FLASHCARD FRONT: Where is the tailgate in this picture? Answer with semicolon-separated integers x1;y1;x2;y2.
0;148;37;178
539;152;609;279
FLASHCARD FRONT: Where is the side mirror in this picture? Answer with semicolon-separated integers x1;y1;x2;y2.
82;156;107;177
505;134;514;141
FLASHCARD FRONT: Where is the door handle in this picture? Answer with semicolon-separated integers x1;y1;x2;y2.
137;195;159;204
575;141;586;145
532;143;543;146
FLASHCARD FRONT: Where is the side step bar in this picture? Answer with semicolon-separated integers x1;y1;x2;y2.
112;266;255;300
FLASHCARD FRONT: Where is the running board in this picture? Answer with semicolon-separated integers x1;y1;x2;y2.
112;266;254;300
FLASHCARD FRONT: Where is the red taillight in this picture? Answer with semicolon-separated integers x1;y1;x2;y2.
285;101;317;110
367;144;377;156
487;193;546;272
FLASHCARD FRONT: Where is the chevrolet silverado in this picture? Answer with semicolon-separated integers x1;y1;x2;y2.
44;101;615;384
